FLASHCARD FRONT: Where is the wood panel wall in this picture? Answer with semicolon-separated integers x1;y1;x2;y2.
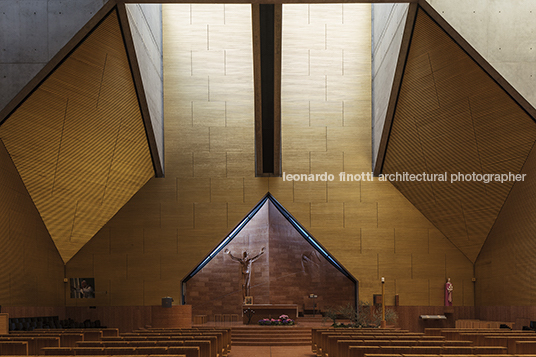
66;305;191;332
12;304;536;333
475;132;536;306
0;10;154;263
4;305;188;333
476;306;536;330
395;305;475;332
2;307;66;320
382;8;536;263
66;306;152;332
64;4;474;308
0;141;64;307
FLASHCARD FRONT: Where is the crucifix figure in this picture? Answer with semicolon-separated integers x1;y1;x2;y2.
224;247;266;302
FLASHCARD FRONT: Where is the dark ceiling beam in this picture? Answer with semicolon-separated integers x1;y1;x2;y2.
252;3;282;177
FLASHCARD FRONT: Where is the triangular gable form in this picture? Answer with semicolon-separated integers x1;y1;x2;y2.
0;8;155;263
379;4;536;263
182;194;357;318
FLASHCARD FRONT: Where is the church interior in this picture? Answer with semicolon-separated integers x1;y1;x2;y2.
1;0;536;355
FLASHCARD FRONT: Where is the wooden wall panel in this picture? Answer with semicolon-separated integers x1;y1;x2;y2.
475;125;536;305
395;279;429;305
65;306;153;333
0;141;64;307
3;307;66;320
394;229;429;254
64;4;473;309
382;8;536;263
0;11;154;263
476;306;536;329
394;306;478;332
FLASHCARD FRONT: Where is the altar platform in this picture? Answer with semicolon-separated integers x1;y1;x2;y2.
193;315;332;328
242;304;299;324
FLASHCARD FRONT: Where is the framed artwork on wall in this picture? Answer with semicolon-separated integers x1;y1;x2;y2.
70;278;95;298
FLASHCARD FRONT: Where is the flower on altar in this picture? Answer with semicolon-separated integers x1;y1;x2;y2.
258;314;295;326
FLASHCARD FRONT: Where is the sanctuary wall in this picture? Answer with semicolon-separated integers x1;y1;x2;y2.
184;200;356;319
65;4;474;308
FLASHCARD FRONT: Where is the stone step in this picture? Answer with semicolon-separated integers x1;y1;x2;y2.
232;329;311;334
232;334;311;340
232;332;312;337
234;336;311;341
232;340;312;346
231;326;312;346
232;327;311;332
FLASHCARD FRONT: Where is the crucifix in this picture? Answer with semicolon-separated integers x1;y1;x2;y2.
225;247;266;302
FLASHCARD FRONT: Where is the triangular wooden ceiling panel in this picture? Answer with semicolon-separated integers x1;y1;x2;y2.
382;8;536;262
0;10;154;263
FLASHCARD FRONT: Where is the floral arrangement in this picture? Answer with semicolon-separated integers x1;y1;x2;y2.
258;314;295;326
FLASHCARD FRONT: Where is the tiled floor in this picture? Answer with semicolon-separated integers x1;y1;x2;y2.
227;346;316;357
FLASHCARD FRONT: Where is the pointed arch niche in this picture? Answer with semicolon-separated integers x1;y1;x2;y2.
181;194;358;319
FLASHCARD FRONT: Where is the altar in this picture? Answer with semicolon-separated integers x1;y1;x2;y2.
242;304;298;324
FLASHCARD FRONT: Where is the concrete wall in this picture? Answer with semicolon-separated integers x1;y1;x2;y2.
371;3;409;172
0;0;107;112
427;0;536;108
125;4;164;174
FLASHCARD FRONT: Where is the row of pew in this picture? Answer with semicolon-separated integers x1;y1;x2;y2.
424;328;536;354
312;327;536;357
0;328;120;355
0;327;230;357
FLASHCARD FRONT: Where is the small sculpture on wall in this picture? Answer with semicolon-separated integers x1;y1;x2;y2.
445;277;453;306
225;247;265;302
301;250;321;273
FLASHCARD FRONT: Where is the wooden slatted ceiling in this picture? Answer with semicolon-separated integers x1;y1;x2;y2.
382;8;536;263
0;10;154;263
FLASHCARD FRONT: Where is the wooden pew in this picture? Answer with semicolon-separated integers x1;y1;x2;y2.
167;346;200;357
0;341;29;356
128;328;228;357
41;347;73;355
74;335;215;357
8;355;187;357
101;347;136;355
71;347;106;355
515;341;536;355
0;337;60;355
348;345;383;357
